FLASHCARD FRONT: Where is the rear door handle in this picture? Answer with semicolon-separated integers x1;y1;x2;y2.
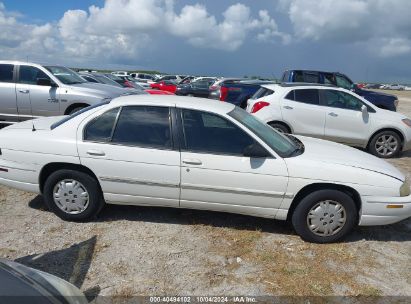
182;158;202;165
283;106;293;110
18;89;29;94
328;112;338;117
86;150;105;156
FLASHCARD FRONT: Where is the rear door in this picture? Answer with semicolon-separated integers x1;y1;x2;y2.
77;105;181;207
15;65;60;120
321;89;371;146
178;108;288;218
280;88;326;137
0;64;18;124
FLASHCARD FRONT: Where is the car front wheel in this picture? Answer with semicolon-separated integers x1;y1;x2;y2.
291;189;358;243
43;169;104;221
368;131;401;158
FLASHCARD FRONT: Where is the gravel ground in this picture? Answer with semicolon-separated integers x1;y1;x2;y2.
0;91;410;300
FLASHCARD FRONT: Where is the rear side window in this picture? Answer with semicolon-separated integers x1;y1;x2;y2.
84;108;120;141
0;64;14;83
112;106;172;149
251;87;274;99
294;89;320;105
303;72;319;83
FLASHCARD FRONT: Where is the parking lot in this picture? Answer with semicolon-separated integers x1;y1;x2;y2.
0;90;410;299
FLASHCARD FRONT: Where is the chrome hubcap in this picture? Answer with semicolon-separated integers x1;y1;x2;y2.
375;135;398;156
307;200;346;236
53;179;89;214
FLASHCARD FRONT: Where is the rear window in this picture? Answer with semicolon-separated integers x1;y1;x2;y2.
0;64;14;83
286;89;320;105
251;87;274;99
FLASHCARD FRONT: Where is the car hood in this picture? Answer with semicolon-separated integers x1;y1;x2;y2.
69;82;141;98
288;135;404;181
359;88;396;99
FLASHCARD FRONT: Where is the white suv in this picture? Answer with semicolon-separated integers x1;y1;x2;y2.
247;84;411;158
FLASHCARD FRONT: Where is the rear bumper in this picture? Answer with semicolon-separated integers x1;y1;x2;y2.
359;194;411;226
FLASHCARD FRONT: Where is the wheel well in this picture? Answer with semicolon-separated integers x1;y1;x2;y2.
367;128;404;149
267;120;292;133
286;183;361;222
64;103;89;115
39;163;99;193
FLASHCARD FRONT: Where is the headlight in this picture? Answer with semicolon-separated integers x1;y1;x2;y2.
400;177;410;197
402;118;411;127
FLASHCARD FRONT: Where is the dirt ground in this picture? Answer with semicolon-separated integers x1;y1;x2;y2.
0;90;410;300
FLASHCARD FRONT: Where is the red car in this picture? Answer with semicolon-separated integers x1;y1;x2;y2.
150;81;177;93
145;89;174;95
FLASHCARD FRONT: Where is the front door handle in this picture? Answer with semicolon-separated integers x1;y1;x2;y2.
18;89;29;94
87;150;106;156
182;158;202;165
328;112;338;117
283;105;293;110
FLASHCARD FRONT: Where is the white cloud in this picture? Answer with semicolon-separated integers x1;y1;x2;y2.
281;0;411;57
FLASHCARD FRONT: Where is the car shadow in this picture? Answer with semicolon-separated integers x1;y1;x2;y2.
15;235;100;301
29;195;411;243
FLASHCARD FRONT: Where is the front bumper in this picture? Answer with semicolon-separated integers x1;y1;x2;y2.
359;194;411;226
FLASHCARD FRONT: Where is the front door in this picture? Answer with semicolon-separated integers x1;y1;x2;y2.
77;105;181;207
0;63;18;123
178;108;288;218
15;65;60;120
280;88;326;137
321;89;371;146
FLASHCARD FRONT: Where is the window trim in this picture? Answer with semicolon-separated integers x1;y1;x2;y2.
83;105;176;151
178;108;269;157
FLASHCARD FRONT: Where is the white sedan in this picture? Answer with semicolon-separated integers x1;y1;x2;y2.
247;84;411;158
0;95;410;243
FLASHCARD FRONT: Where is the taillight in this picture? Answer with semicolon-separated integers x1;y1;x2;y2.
220;87;228;101
210;85;218;90
251;101;270;113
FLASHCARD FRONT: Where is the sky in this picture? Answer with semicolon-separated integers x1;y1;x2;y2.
0;0;410;83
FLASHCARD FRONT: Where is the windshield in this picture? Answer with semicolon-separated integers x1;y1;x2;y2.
50;101;110;130
45;66;87;85
93;74;123;87
229;107;299;157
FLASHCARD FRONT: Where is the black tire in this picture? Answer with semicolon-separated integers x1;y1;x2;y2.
268;122;290;134
67;106;87;115
291;189;358;243
43;169;104;221
368;130;401;158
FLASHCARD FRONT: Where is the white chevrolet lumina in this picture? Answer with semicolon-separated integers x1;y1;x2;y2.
246;83;411;158
0;95;410;243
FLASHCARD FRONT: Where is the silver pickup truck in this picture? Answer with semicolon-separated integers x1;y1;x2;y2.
0;61;144;124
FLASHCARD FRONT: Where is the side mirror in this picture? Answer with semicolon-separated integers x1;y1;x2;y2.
243;142;270;158
361;105;368;115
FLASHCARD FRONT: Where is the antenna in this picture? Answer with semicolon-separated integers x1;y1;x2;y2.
27;86;36;132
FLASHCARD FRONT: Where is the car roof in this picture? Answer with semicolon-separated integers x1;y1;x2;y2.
110;95;235;114
260;82;340;91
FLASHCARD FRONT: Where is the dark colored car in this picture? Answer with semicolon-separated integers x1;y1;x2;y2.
208;78;245;100
0;259;87;304
79;72;124;88
175;80;215;98
281;70;398;111
219;80;275;108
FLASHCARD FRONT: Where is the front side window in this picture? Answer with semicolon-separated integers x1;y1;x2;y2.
0;64;14;83
84;108;120;141
322;90;363;111
335;75;353;90
19;66;50;85
303;73;319;83
181;109;255;156
294;89;320;105
112;106;172;149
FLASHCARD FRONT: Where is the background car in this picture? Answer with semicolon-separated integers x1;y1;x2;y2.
282;70;399;111
150;80;177;93
0;258;87;304
208;78;244;100
175;79;215;97
247;83;411;158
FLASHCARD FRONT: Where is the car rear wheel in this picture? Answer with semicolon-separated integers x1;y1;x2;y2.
268;122;290;134
368;130;401;158
291;189;358;243
43;169;104;221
